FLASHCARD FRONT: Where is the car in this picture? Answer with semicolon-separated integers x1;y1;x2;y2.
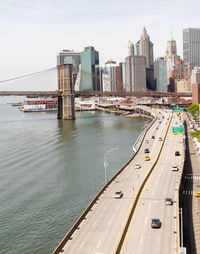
165;198;173;205
156;127;159;130
135;163;141;169
145;148;150;153
172;165;179;171
175;151;180;156
114;191;123;199
152;135;155;139
145;139;149;143
196;191;200;197
145;156;150;161
159;121;162;124
158;137;162;141
151;219;161;228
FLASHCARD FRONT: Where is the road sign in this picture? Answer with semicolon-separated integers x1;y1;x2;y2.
172;126;184;134
172;109;183;113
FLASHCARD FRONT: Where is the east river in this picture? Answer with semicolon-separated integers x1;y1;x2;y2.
0;98;149;254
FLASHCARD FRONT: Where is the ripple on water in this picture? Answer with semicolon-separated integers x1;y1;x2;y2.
0;106;149;254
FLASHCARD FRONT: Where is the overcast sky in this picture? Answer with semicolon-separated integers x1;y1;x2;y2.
0;0;199;89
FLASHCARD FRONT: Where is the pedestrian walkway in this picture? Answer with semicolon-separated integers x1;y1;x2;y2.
187;117;200;254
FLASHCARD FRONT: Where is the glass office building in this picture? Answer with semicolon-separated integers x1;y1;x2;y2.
154;58;167;92
183;28;200;70
81;46;100;91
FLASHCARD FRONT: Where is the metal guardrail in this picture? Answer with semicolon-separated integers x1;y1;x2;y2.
133;112;156;152
52;111;157;254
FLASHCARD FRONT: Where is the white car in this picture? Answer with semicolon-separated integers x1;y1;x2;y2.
145;139;149;143
114;191;123;199
172;165;179;171
135;163;141;169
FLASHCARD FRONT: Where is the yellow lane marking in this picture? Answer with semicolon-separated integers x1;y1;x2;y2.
112;114;173;254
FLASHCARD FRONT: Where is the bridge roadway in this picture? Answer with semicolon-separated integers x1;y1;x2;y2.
53;108;184;254
0;90;191;98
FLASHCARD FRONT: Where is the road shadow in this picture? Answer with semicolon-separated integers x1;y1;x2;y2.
180;121;196;254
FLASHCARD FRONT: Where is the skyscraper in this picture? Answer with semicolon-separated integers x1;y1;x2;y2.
135;27;154;68
119;62;126;91
102;60;116;92
127;41;134;56
115;65;123;93
166;32;177;56
80;46;100;91
125;56;146;92
57;50;81;88
165;32;178;85
154;58;167;92
183;28;200;70
191;67;200;103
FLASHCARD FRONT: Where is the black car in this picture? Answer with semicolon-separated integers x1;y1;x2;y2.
175;151;180;156
152;135;155;139
145;148;150;153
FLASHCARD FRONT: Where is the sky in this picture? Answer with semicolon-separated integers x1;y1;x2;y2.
0;0;200;90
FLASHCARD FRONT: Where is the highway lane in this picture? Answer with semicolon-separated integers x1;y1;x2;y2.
120;112;184;254
56;109;171;254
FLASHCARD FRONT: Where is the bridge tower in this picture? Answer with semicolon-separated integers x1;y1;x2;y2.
57;64;75;120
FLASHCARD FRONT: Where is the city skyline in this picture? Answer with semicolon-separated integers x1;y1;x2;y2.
0;0;200;90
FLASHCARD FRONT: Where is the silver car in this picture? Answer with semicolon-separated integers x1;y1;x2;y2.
135;163;141;169
172;165;179;171
114;191;123;199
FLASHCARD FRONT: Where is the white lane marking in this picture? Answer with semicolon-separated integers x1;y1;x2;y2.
145;217;148;224
97;240;101;248
157;237;160;244
149;203;152;209
108;220;112;227
116;205;119;210
152;190;155;195
93;221;97;227
140;236;143;244
80;240;85;248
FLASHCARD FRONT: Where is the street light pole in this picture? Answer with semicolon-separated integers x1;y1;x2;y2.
104;147;119;184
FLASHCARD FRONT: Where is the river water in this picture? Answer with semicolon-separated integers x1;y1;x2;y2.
0;98;149;254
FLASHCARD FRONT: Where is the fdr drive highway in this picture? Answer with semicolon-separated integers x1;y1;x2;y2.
53;108;185;254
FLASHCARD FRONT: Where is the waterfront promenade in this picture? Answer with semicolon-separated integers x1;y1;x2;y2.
53;108;185;254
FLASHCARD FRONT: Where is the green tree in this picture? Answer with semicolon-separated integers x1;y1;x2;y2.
187;104;199;119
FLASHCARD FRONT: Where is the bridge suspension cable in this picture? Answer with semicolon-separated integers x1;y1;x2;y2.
0;67;56;84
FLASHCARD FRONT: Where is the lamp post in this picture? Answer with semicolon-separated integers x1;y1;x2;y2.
104;147;119;184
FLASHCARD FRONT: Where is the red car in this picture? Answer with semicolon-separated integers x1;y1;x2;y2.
151;219;161;228
165;198;173;205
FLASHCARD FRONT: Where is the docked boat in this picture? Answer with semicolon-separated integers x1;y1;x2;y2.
20;97;57;112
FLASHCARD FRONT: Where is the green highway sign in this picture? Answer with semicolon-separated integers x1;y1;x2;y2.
172;125;184;134
172;109;183;113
